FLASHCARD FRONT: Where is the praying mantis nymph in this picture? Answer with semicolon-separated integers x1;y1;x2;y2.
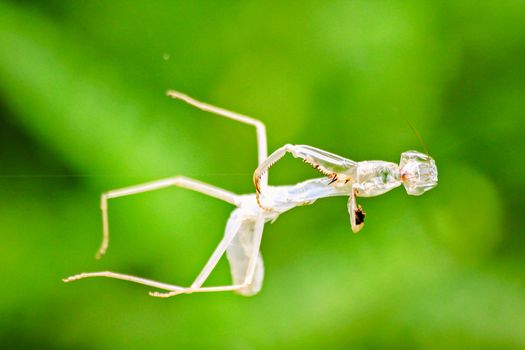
63;91;438;297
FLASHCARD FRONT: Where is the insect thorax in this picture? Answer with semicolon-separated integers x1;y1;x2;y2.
354;161;401;197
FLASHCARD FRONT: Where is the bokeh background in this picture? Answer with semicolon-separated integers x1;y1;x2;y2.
1;1;525;349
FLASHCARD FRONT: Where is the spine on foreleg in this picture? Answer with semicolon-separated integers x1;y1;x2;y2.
225;209;264;296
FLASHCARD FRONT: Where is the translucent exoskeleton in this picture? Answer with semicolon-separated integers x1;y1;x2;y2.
63;91;438;298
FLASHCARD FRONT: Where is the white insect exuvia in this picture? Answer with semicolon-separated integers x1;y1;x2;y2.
63;90;438;298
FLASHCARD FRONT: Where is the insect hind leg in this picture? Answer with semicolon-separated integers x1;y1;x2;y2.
63;271;185;294
149;214;265;298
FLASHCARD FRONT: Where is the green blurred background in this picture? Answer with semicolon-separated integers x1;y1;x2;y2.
1;1;524;349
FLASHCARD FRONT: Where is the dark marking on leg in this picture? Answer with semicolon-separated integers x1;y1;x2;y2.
355;205;366;226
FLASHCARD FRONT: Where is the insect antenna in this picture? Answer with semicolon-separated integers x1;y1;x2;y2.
405;119;429;155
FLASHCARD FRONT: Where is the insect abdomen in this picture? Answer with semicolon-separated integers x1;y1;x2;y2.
225;210;264;296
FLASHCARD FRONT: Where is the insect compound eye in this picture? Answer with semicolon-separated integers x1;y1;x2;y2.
399;151;438;195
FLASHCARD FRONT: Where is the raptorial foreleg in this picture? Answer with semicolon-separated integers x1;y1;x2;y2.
253;144;358;208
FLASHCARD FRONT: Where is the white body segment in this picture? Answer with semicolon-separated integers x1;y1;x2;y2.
64;91;438;298
225;209;265;296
